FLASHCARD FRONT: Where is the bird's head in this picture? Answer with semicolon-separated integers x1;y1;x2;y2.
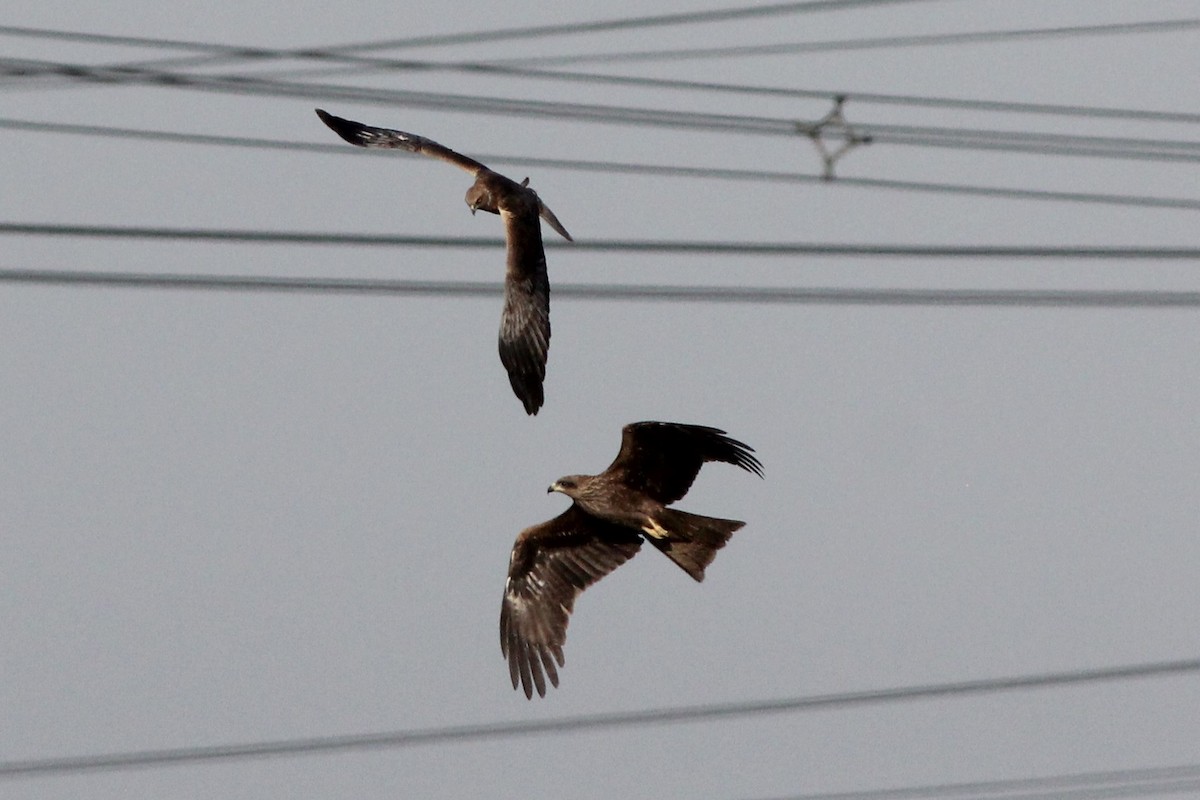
465;184;497;216
548;475;587;498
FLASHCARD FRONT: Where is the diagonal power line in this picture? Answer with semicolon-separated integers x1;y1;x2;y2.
1;657;1196;778
220;58;1200;128
0;2;942;79
4;58;1199;165
0;2;941;68
3;223;1200;259
751;764;1200;800
5;268;1200;308
260;0;943;53
493;18;1200;66
4;117;1199;211
8;24;1200;130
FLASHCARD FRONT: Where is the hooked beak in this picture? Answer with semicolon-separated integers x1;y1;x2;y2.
547;483;558;494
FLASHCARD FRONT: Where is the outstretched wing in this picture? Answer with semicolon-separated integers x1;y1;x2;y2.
537;198;573;242
498;196;551;415
500;505;643;699
603;421;764;505
315;108;487;175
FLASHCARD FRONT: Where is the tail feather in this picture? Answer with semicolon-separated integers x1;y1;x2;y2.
644;508;744;582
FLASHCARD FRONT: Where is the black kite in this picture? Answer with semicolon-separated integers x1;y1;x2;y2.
315;108;572;415
500;421;763;698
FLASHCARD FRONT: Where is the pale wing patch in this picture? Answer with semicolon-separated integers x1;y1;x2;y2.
500;509;642;698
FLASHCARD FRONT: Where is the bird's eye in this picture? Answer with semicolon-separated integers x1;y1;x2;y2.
560;480;575;489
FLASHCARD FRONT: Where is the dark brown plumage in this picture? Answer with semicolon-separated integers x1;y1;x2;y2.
315;108;572;415
500;421;763;698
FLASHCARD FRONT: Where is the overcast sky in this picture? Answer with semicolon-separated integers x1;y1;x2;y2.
2;1;1199;798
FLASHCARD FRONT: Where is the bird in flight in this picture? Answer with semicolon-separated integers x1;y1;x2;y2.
500;421;763;698
315;108;573;415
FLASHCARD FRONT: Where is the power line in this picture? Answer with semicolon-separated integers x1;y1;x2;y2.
867;123;1200;154
765;779;1200;800
0;2;941;80
221;59;1200;127
0;24;277;57
20;59;1200;164
286;0;942;53
751;765;1200;800
860;133;1200;164
447;67;1200;125
5;224;1200;259
494;18;1200;66
1;657;1196;778
6;117;1198;212
0;117;352;154
795;174;1200;211
6;25;1197;129
5;58;1198;166
0;2;940;64
9;26;1198;130
857;122;1200;163
5;268;1200;308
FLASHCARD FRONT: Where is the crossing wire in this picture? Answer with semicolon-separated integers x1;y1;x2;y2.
5;268;1200;308
3;11;1196;791
4;117;1198;212
493;18;1200;66
4;58;1199;166
0;2;942;66
751;765;1200;800
7;25;1199;129
208;58;1200;127
4;224;1200;259
0;657;1195;778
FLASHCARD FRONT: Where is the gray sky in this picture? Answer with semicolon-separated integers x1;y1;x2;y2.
2;1;1199;798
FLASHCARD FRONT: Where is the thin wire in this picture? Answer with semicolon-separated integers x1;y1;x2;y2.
9;25;1199;130
859;122;1200;164
4;24;1196;129
0;1;941;75
217;58;1200;127
4;58;1198;166
865;122;1200;153
5;224;1200;259
286;0;942;53
748;777;1200;800
0;1;936;80
0;25;277;57
0;117;351;154
5;268;1200;308
753;765;1200;800
1;657;1196;778
769;779;1200;800
864;132;1200;164
5;117;1198;212
494;18;1200;66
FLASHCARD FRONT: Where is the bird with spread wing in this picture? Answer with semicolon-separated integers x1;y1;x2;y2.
315;109;572;415
500;421;763;698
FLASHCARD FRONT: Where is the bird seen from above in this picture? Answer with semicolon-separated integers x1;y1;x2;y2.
500;421;764;698
315;108;573;415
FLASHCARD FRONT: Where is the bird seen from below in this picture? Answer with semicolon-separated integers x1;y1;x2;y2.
500;421;764;698
315;108;573;415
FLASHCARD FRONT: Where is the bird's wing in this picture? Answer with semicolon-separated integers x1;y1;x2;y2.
537;198;573;242
315;108;487;175
500;505;643;699
498;196;551;415
604;421;764;504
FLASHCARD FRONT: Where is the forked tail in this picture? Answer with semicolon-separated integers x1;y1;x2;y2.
644;508;745;582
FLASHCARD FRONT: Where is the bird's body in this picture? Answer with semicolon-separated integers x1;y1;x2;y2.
315;108;571;414
500;421;763;698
